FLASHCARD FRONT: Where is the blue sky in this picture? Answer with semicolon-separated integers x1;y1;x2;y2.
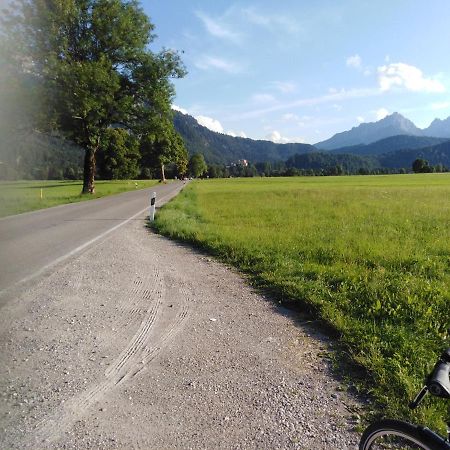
142;1;450;144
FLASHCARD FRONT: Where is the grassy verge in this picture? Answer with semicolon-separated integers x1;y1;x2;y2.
153;174;450;431
0;179;160;218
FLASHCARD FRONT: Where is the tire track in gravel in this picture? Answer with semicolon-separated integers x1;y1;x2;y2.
118;276;192;383
115;275;149;331
130;301;189;380
105;268;164;379
30;266;191;447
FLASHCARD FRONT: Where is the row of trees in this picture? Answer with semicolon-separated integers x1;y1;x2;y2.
0;0;188;192
193;155;450;179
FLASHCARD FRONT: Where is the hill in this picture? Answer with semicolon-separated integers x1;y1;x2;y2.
329;135;449;156
378;140;450;169
284;140;450;173
173;111;317;164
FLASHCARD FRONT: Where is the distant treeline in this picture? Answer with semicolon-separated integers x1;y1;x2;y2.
206;159;448;179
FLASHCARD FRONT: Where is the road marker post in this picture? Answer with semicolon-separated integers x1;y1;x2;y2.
149;192;156;221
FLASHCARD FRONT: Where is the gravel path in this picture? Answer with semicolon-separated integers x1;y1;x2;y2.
0;214;364;449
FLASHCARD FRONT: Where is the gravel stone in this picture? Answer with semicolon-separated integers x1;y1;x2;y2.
0;214;365;449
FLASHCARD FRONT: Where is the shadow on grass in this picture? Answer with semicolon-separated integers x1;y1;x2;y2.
14;182;82;190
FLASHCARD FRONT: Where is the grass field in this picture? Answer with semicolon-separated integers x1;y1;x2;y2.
0;179;160;218
153;174;450;431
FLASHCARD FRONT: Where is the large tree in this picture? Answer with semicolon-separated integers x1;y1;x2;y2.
0;0;186;193
412;158;431;173
189;153;208;178
140;119;188;181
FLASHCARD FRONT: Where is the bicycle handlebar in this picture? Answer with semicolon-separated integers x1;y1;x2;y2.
426;348;450;399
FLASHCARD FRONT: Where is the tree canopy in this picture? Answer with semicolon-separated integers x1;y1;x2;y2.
0;0;187;192
189;153;208;178
412;158;431;173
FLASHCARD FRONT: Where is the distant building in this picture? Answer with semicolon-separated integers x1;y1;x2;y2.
238;159;248;167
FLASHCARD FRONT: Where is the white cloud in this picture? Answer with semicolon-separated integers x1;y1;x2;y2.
195;55;241;74
193;112;248;137
375;108;390;120
265;130;304;143
195;115;224;133
346;54;362;69
227;130;247;138
357;116;365;123
430;101;450;110
242;8;300;35
266;131;288;143
280;113;307;127
237;87;380;120
378;63;445;93
282;113;300;121
346;54;371;76
195;11;241;43
272;81;297;93
252;93;276;103
172;104;188;115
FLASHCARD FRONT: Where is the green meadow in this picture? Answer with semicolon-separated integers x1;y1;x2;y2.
153;174;450;430
0;179;159;218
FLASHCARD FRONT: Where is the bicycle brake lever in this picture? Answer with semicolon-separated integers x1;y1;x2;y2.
409;386;428;409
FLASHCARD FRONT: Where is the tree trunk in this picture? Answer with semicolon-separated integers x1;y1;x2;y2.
82;146;96;194
160;163;166;183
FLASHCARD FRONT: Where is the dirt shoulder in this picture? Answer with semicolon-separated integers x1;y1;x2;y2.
0;215;364;449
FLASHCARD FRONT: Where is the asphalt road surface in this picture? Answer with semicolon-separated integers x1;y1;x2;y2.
0;181;186;307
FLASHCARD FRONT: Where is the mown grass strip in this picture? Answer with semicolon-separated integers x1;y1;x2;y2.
0;179;160;218
153;174;450;432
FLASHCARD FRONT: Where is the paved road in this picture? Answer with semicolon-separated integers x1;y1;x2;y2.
0;181;186;306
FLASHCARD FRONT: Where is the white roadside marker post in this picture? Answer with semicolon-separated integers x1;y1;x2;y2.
150;192;156;221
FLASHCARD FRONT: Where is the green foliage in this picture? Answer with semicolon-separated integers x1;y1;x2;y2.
189;153;208;178
140;120;188;180
154;174;450;432
1;0;185;193
96;128;140;179
412;158;431;173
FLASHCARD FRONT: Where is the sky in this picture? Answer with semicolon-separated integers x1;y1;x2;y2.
97;2;450;144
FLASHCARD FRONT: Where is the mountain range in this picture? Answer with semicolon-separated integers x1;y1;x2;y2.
173;111;450;170
315;112;450;150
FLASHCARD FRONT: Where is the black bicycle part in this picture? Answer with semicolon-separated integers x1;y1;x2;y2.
359;418;450;450
427;349;450;399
